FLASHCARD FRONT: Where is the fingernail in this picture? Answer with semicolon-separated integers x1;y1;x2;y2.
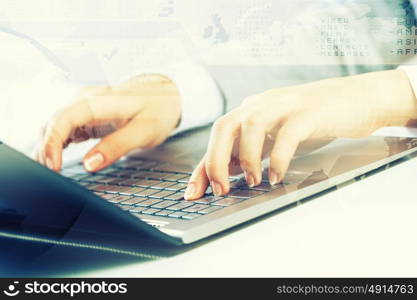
84;152;104;172
211;181;223;196
244;171;255;187
46;157;54;170
269;170;280;186
184;183;196;200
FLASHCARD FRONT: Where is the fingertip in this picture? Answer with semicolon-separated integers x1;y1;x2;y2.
269;168;280;185
46;157;54;170
205;166;230;196
211;180;226;196
244;171;256;187
83;151;105;172
44;142;63;172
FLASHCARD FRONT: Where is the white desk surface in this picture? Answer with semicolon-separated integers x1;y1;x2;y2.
79;147;417;277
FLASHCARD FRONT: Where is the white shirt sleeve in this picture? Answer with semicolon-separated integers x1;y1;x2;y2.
122;61;225;135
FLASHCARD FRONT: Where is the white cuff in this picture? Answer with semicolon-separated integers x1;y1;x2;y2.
123;61;224;135
398;65;417;97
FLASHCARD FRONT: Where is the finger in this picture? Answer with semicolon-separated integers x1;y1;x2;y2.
239;116;266;187
184;157;210;200
269;117;313;185
41;93;143;171
41;100;94;171
83;117;161;172
205;114;241;196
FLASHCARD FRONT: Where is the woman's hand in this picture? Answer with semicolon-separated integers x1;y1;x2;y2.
35;74;181;172
184;69;417;200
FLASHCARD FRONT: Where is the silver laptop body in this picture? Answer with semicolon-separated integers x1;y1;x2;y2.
63;126;417;244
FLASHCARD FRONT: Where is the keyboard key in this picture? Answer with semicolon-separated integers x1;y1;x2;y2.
135;188;160;197
141;208;161;215
108;195;133;203
153;163;193;174
198;206;223;215
84;175;108;182
166;201;194;211
155;210;172;217
227;189;265;198
146;172;172;180
177;176;191;183
131;171;153;179
119;179;145;186
120;197;147;205
117;169;135;177
213;197;243;207
182;213;201;220
164;174;189;182
129;206;147;213
164;192;185;201
105;185;133;194
164;183;187;191
250;182;279;191
168;211;188;218
151;200;177;209
231;180;277;191
194;196;222;204
106;178;127;185
136;198;163;207
182;204;210;213
87;184;109;192
133;179;161;188
95;176;121;184
98;193;118;200
149;190;176;199
150;181;176;189
119;187;147;196
230;179;250;189
107;170;124;177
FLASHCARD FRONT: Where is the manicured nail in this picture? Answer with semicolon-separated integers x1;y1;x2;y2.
211;181;223;196
184;183;196;200
84;152;104;172
46;157;54;170
269;169;280;186
244;171;255;187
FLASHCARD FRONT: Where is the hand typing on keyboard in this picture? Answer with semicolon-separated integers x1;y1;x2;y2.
183;70;416;199
34;75;181;172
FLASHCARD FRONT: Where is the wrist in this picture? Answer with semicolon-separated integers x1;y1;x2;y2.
370;70;417;128
124;74;182;132
385;69;417;127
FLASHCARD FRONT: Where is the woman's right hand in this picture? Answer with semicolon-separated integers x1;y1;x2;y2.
35;74;182;172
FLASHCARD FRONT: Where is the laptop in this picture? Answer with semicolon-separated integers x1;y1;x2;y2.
1;126;417;252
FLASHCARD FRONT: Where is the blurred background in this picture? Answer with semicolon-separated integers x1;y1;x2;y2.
0;0;415;155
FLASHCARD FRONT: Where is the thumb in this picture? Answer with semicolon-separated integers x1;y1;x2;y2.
83;118;160;172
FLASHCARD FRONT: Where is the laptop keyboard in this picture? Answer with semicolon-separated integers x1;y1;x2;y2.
62;159;285;221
